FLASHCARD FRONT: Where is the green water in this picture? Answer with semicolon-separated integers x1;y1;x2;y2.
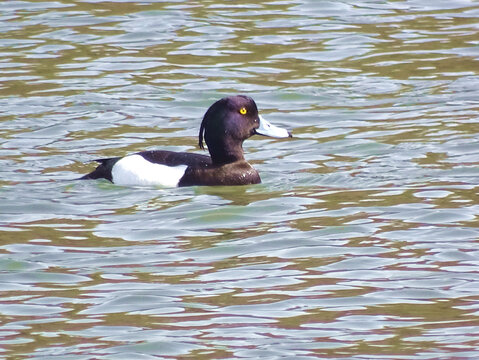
1;0;479;359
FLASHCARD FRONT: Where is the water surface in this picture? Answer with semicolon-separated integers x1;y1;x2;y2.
1;0;479;359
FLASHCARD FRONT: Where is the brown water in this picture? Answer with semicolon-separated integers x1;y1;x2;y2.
1;1;479;359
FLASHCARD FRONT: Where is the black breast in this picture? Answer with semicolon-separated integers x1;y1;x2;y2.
178;160;261;187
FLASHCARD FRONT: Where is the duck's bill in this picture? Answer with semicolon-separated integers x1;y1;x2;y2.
256;115;292;138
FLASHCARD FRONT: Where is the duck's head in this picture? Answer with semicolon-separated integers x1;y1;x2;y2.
198;95;291;164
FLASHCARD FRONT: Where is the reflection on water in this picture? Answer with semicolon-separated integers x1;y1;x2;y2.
1;0;479;358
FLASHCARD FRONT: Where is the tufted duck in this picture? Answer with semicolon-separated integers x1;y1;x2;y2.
80;95;292;187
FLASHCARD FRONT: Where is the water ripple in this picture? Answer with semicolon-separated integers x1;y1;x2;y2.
1;0;479;359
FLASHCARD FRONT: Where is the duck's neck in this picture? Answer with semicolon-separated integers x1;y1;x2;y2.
208;141;245;165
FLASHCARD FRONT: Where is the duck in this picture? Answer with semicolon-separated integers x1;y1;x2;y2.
80;95;292;187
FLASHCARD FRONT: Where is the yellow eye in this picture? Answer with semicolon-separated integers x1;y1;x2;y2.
239;107;247;115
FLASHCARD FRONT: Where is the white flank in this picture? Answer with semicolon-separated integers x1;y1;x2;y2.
111;155;187;187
